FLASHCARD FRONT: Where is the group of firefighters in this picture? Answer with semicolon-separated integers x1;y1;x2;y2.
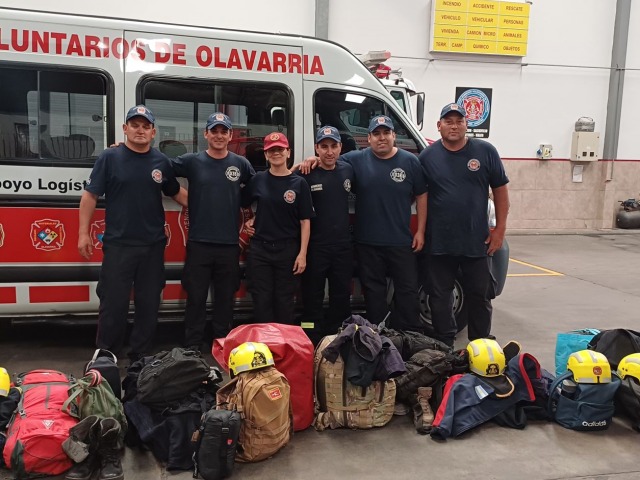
78;102;509;362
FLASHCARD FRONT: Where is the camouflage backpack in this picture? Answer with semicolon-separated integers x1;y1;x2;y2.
313;334;396;431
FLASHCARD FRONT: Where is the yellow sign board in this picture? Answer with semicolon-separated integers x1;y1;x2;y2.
431;0;530;56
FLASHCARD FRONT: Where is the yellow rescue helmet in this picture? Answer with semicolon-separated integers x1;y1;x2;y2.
567;350;612;384
0;367;10;397
228;342;274;377
467;338;506;377
617;353;640;382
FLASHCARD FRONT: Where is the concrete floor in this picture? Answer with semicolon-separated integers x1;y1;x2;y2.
2;232;640;480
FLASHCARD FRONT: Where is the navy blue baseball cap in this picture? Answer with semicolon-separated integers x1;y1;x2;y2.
205;112;232;130
125;105;155;124
368;115;394;133
315;125;341;144
440;103;467;119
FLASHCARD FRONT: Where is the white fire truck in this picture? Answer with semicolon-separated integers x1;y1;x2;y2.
0;9;507;334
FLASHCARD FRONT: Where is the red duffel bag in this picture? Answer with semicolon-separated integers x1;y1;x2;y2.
213;323;314;431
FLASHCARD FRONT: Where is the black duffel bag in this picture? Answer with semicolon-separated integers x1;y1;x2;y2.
137;347;213;409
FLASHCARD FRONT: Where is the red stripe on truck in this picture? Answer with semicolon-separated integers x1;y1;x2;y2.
0;287;17;304
29;285;90;303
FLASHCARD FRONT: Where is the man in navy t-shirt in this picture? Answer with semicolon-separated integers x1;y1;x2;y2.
171;113;255;349
418;103;510;346
342;116;427;332
78;105;187;362
297;126;354;337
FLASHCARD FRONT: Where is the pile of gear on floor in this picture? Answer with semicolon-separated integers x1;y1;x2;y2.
0;322;639;480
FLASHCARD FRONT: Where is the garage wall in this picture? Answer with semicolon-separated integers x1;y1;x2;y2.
329;0;637;230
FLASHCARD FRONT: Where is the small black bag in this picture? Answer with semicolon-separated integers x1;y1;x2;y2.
84;349;121;399
137;348;212;409
193;409;242;480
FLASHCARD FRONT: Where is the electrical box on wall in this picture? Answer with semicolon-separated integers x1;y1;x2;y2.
571;132;600;161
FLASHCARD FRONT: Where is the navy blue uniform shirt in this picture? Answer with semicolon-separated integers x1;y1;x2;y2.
342;148;426;247
85;144;180;246
418;138;509;257
171;151;255;244
244;171;315;243
296;160;354;246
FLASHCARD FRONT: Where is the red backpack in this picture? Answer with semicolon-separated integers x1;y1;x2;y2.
2;369;78;479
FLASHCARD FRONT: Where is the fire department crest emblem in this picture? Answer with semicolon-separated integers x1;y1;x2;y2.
90;219;106;249
343;179;351;192
216;114;225;121
226;166;240;181
270;133;280;141
390;168;406;183
151;169;163;183
283;190;296;203
31;219;65;251
467;159;480;171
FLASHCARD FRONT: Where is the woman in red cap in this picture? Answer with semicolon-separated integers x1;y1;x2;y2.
242;132;315;324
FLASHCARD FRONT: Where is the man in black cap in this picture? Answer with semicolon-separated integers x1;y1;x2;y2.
296;126;355;338
171;112;255;350
78;105;187;362
418;103;509;347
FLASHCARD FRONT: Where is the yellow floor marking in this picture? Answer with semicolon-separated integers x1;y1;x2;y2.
507;258;564;277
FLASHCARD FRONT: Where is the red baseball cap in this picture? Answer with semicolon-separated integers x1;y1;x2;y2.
264;132;290;150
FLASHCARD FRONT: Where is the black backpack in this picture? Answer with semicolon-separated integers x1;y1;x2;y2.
193;409;242;480
588;329;640;369
136;348;213;409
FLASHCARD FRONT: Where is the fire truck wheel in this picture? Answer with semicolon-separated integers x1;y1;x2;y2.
417;280;468;336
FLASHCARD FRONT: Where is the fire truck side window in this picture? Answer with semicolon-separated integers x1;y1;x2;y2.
139;78;291;170
0;65;109;163
313;89;420;155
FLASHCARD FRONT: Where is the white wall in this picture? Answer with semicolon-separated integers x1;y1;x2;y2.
9;0;316;35
331;0;617;159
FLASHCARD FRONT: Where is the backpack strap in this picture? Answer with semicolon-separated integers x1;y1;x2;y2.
547;371;572;415
62;377;92;418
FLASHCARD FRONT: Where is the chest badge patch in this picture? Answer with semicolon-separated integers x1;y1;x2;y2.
310;184;323;192
467;159;481;171
283;190;296;203
390;168;406;183
226;166;240;181
343;179;352;192
151;169;163;183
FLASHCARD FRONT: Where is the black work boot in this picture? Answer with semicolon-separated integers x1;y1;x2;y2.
98;418;124;480
64;415;101;480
